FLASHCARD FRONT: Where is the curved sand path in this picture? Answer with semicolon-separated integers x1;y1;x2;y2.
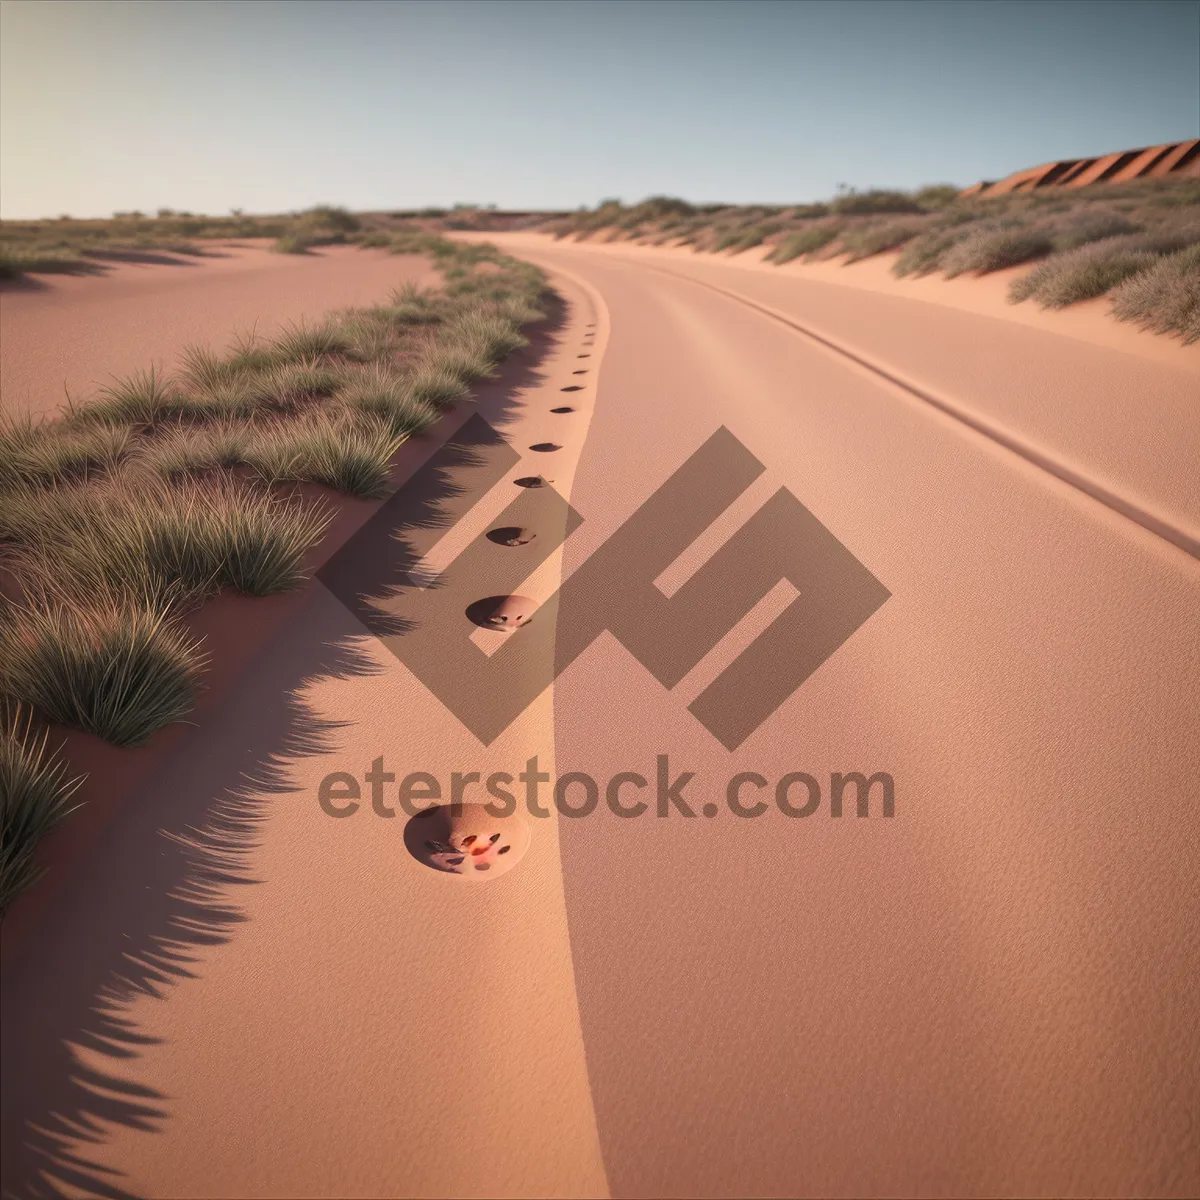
0;242;440;419
477;234;1200;1198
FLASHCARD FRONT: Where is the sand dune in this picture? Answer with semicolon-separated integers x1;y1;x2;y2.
3;236;1197;1198
0;242;439;419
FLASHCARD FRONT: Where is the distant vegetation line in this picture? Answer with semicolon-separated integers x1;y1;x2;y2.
0;204;555;278
0;236;547;913
539;179;1200;344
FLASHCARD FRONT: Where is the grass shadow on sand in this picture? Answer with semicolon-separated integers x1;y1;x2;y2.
0;292;566;1199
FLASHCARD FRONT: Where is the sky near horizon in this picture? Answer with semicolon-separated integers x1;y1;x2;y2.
1;0;1197;219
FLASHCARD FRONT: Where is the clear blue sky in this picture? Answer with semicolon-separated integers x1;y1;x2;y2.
1;0;1197;219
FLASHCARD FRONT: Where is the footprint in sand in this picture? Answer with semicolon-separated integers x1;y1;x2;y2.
404;803;531;880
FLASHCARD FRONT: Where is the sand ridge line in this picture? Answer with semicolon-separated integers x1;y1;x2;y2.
548;231;1200;373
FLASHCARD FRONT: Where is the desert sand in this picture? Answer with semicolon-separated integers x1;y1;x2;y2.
1;265;612;1198
2;236;1198;1198
0;241;440;419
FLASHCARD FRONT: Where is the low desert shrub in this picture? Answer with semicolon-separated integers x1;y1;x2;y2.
1050;208;1141;251
1009;237;1160;308
839;220;924;263
832;189;923;216
271;233;313;255
939;226;1055;276
769;226;841;264
1109;243;1200;344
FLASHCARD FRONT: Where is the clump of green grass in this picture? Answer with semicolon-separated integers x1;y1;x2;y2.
337;363;440;438
0;599;207;748
0;247;96;279
1110;243;1200;344
769;226;841;264
407;365;469;408
715;226;770;254
250;417;404;498
272;321;353;363
1009;236;1161;308
381;282;446;324
135;423;254;479
11;478;330;607
0;703;84;913
0;419;130;491
245;359;342;412
68;367;183;428
446;310;528;359
831;188;924;216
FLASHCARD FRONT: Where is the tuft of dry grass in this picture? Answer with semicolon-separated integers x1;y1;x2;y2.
0;236;549;906
0;600;207;748
1;703;84;913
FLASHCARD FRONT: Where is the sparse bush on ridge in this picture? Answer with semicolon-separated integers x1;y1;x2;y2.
272;233;314;255
939;226;1055;277
0;237;548;904
838;220;925;263
1008;236;1163;308
769;226;841;264
1110;243;1200;344
832;188;924;216
543;176;1198;334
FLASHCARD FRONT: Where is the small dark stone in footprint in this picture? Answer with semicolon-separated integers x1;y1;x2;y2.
550;406;574;413
514;475;548;488
487;526;536;546
529;442;560;453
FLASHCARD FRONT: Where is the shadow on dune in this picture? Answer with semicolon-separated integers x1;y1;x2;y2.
0;293;565;1199
0;262;108;292
80;250;200;267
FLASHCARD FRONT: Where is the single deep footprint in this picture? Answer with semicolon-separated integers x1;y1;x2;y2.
514;475;549;488
404;803;531;880
487;526;536;546
466;594;537;630
561;385;584;392
529;442;560;453
550;406;575;414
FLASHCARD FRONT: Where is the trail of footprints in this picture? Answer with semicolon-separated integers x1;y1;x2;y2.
470;317;593;632
409;318;595;880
